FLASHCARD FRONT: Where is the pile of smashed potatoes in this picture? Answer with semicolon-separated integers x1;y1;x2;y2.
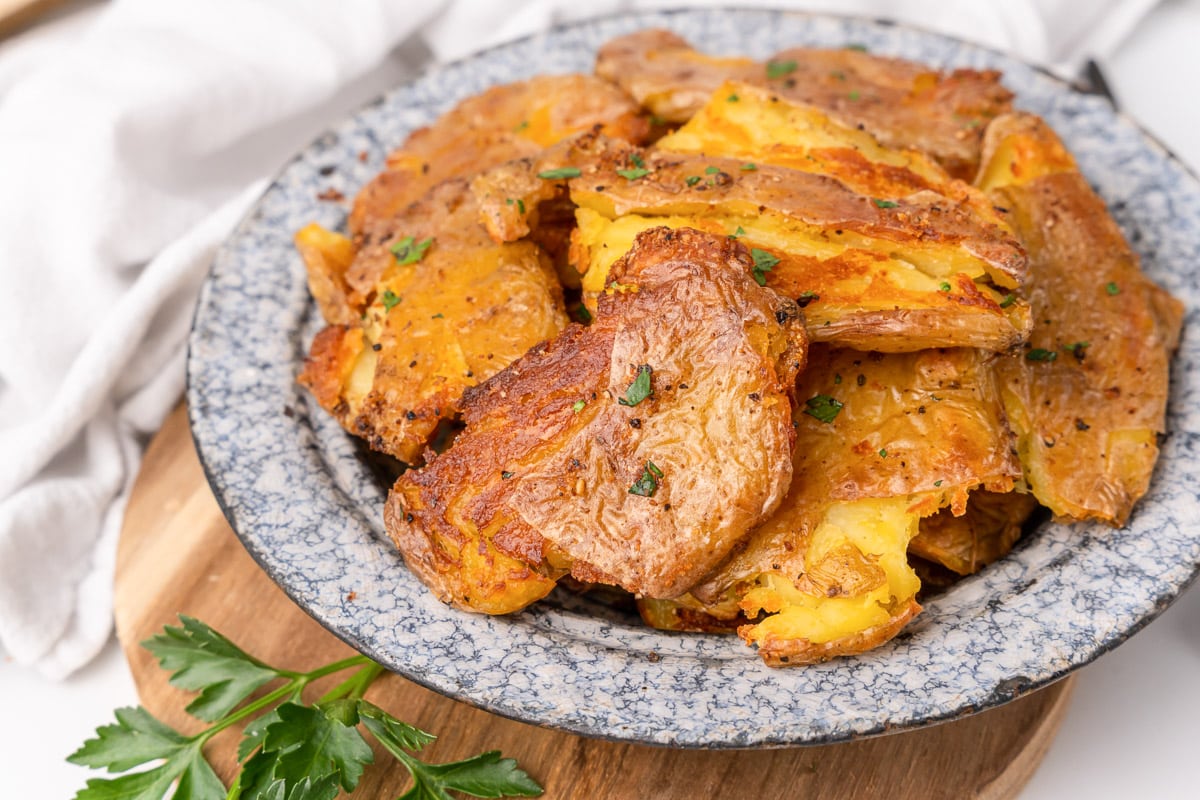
297;30;1182;667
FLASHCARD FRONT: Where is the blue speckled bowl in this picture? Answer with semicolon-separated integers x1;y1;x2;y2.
186;9;1200;748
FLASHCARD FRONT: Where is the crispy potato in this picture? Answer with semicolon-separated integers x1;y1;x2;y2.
350;74;649;238
294;223;360;326
910;490;1039;576
386;227;806;609
677;345;1020;665
473;130;1030;352
299;180;568;464
595;29;1012;178
979;113;1184;524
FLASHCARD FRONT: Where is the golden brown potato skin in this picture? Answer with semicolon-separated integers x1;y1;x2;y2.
910;490;1039;576
350;74;649;238
595;29;1012;178
981;114;1184;524
700;345;1021;598
299;180;569;464
387;227;807;607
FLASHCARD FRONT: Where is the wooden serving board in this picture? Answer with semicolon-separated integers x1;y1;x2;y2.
115;405;1074;799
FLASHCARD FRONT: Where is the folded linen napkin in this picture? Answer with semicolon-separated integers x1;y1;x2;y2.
0;0;1158;678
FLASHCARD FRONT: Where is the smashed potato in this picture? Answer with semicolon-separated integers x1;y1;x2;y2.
386;227;805;607
293;34;1180;668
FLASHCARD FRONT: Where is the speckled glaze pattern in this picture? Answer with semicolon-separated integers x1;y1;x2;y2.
187;10;1200;748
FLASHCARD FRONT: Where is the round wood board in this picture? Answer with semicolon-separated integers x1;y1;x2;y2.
114;406;1074;799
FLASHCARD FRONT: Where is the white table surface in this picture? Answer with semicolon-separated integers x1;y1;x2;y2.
3;2;1199;798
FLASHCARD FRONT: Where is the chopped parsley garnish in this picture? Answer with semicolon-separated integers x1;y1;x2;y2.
939;281;952;292
501;470;514;479
631;153;645;168
934;479;943;487
740;162;757;171
617;167;650;180
1106;281;1121;295
431;313;444;319
830;69;846;81
381;290;401;311
879;448;887;458
804;394;844;423
618;364;653;406
390;235;434;265
629;461;664;497
999;292;1017;308
797;290;820;307
750;248;780;286
1026;348;1058;362
872;198;899;208
513;120;529;132
572;399;587;413
505;197;526;214
766;59;798;79
536;166;581;180
848;90;861;101
573;303;593;325
1063;341;1090;354
730;225;746;239
845;43;869;52
649;114;666;126
727;92;739;102
685;175;702;187
705;165;721;175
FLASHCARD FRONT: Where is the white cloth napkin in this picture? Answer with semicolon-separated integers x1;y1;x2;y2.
0;0;1158;679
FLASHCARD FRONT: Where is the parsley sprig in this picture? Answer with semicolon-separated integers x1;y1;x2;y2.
69;616;542;800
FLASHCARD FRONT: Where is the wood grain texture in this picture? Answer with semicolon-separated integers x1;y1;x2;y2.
114;405;1074;799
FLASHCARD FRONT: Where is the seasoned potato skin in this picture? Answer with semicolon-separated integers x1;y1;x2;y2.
910;490;1038;576
595;29;1012;178
387;227;806;607
980;114;1184;524
299;180;568;464
671;346;1021;665
350;74;649;238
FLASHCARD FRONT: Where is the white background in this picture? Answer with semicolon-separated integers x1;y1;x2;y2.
2;1;1199;798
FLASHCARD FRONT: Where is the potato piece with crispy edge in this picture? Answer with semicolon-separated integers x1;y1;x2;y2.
299;180;568;464
473;131;1031;352
910;490;1039;576
980;113;1184;524
386;227;806;609
295;223;360;326
350;74;649;239
673;345;1020;665
595;29;1012;178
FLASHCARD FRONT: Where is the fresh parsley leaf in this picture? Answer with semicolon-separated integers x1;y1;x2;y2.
845;43;869;52
572;303;593;325
871;198;898;209
616;167;650;180
68;706;188;772
630;153;645;168
684;175;702;187
1026;348;1058;362
628;462;663;498
382;290;401;311
750;249;779;286
358;702;437;752
536;167;581;180
879;448;887;458
704;165;721;175
263;703;374;793
730;225;746;239
72;744;223;800
796;290;820;307
390;236;434;265
142;616;280;722
939;281;952;292
727;93;739;102
847;90;861;101
803;394;843;424
766;59;798;79
501;471;514;479
618;364;653;406
572;400;587;413
740;162;757;171
998;292;1016;308
1106;281;1120;295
